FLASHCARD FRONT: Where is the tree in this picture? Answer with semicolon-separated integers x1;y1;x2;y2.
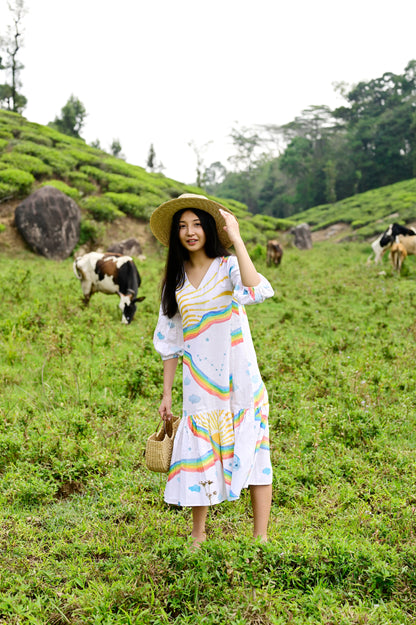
227;126;264;212
188;140;212;188
333;62;416;191
110;138;124;159
0;0;27;113
49;95;87;138
204;161;227;194
147;143;156;171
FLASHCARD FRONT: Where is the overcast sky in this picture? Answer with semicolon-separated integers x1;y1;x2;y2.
1;0;416;183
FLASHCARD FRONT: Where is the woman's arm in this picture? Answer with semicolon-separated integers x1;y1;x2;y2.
158;357;178;420
220;208;261;287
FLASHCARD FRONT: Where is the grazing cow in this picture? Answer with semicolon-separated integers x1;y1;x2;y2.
73;252;145;324
266;240;283;266
368;223;416;264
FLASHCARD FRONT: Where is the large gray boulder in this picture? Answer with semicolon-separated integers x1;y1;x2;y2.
15;186;81;260
290;222;312;250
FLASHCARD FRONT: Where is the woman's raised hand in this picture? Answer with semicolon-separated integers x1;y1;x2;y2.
219;209;242;245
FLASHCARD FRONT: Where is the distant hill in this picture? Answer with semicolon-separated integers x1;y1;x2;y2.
0;109;291;253
290;178;416;240
1;108;415;255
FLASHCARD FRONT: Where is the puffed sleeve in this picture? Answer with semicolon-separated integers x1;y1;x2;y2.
227;255;274;305
153;305;185;360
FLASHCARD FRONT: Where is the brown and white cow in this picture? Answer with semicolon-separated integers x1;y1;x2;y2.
73;252;145;324
266;240;283;266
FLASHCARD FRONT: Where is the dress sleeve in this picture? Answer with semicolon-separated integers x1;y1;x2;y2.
227;255;274;305
153;305;185;360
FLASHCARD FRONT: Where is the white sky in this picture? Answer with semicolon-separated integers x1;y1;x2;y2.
1;0;416;183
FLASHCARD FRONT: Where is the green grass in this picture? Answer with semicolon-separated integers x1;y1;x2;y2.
1;242;416;623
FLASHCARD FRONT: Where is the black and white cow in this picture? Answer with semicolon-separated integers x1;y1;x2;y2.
73;252;145;324
369;223;416;264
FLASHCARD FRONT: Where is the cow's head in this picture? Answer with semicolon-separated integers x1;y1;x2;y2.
379;224;394;248
119;293;145;324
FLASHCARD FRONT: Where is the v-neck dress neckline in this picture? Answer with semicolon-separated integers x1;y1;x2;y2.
185;258;217;290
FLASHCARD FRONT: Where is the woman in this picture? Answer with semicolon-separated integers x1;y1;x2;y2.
150;193;274;546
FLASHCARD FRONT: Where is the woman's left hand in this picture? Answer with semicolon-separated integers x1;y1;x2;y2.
219;209;242;245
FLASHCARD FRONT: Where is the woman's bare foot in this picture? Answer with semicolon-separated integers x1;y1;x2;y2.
190;532;206;550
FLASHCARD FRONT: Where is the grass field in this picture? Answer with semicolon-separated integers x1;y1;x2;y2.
1;241;416;624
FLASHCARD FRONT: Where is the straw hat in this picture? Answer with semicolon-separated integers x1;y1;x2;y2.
150;193;233;248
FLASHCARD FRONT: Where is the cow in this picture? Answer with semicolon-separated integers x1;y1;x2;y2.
73;252;145;324
368;223;416;264
390;241;408;272
266;240;283;266
390;233;416;272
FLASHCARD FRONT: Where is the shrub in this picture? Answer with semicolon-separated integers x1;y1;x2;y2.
1;152;53;178
64;148;101;166
0;168;34;196
82;196;124;222
0;182;15;199
0;138;8;152
249;243;266;261
106;173;143;194
104;191;160;218
101;157;143;177
80;165;111;188
78;217;104;245
18;130;53;146
66;171;97;195
0;129;13;140
0;223;6;233
40;180;81;201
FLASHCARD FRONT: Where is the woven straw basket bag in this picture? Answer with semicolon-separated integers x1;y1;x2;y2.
145;416;181;473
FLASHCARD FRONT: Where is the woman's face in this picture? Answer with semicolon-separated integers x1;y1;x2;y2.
178;210;207;252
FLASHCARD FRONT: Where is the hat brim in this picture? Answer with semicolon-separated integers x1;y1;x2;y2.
150;194;233;248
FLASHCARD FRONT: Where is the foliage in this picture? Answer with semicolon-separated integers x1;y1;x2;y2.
40;179;81;201
82;195;125;222
1;150;53;177
1;243;416;622
110;138;124;158
104;191;161;219
78;217;105;246
48;94;87;138
292;177;416;239
2;106;416;257
212;61;416;219
0;166;33;197
66;170;97;195
0;0;27;113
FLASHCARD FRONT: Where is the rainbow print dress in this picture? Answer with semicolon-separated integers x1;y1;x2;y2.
153;256;274;507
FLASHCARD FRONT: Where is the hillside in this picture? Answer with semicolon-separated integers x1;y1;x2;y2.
0;109;290;256
1;108;416;257
291;177;416;240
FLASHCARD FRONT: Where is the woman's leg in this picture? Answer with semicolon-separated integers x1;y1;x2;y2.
249;484;272;541
191;506;208;546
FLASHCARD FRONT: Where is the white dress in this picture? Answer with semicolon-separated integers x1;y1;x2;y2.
153;255;274;507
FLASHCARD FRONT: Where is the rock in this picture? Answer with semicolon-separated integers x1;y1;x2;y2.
107;237;143;257
15;186;81;260
290;223;312;250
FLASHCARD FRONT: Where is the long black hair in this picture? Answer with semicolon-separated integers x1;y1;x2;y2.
161;208;230;318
